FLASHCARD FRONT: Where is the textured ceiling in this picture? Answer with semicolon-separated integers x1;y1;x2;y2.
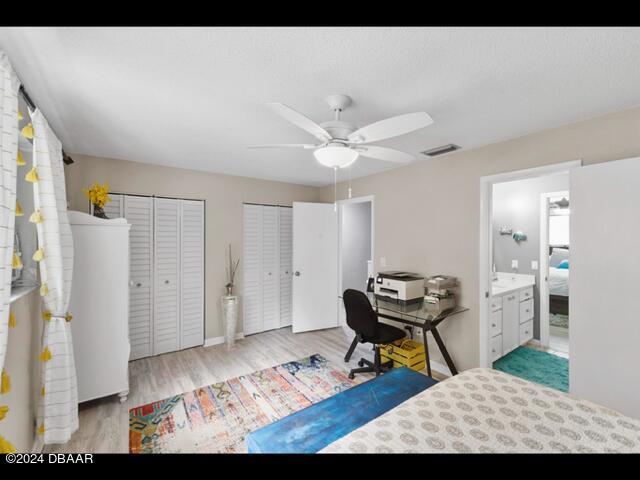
1;27;640;186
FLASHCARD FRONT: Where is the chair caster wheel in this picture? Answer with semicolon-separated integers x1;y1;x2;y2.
358;360;365;367
348;372;355;380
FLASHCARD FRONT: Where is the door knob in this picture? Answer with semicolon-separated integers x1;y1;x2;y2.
294;271;300;276
136;282;142;287
165;280;169;284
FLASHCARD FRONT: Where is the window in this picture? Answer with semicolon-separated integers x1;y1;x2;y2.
11;98;39;293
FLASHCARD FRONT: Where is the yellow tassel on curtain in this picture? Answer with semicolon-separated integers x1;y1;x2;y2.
42;310;52;321
39;347;52;362
1;370;10;394
16;150;26;166
0;435;17;453
0;405;8;420
40;284;48;296
65;313;73;323
21;123;34;139
37;424;45;435
15;200;24;217
41;386;45;397
12;251;22;269
29;210;44;224
8;311;16;329
18;110;24;121
32;248;44;262
25;167;38;183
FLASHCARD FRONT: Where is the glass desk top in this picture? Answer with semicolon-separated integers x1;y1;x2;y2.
340;292;468;324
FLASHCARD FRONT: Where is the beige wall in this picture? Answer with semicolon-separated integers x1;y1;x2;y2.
0;290;41;452
321;106;640;371
64;155;322;340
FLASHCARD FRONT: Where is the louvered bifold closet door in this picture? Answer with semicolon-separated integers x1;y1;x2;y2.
180;200;204;349
261;206;280;332
154;198;181;355
243;204;263;335
126;195;154;360
103;193;124;219
279;207;293;328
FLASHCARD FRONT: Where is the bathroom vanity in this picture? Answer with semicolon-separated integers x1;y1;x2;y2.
490;273;535;362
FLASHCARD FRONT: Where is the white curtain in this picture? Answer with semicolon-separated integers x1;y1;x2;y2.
0;52;19;375
31;109;77;444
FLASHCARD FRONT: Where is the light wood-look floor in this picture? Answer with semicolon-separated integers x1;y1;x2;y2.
47;326;445;453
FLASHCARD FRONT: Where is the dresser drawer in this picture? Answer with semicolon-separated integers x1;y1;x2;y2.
491;295;503;312
519;286;533;302
490;309;502;337
520;320;534;344
519;299;534;323
490;334;503;362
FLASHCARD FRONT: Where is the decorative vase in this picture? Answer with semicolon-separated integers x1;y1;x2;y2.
221;295;239;350
93;205;108;219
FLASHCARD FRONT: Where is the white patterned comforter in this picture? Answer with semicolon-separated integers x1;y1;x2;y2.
320;368;640;453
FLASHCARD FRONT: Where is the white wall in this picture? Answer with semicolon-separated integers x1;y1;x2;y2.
320;105;640;371
570;157;640;418
341;201;372;293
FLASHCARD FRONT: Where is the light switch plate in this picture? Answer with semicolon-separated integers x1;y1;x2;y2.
380;257;387;267
531;260;539;270
511;259;519;269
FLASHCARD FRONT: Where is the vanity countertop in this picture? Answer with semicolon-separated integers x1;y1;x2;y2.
491;272;535;296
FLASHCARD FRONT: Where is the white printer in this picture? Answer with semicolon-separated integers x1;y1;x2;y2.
374;271;425;303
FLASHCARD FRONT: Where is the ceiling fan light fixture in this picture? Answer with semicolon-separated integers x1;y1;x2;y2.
313;144;358;169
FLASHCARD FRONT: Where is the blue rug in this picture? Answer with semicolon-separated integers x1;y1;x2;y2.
493;346;569;392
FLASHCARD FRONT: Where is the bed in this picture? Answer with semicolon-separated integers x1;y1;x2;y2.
549;246;569;316
320;368;640;453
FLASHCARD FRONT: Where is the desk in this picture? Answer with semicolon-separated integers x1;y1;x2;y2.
341;293;468;377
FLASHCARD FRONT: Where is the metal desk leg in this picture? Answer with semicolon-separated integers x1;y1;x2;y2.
431;327;458;376
422;326;432;377
344;335;358;362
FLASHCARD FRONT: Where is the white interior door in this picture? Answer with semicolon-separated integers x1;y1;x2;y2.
154;197;181;355
261;205;280;331
292;202;338;333
279;207;293;328
125;195;154;360
180;199;205;349
570;157;640;419
243;204;263;335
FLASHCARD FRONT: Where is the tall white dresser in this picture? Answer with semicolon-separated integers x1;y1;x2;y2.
68;211;131;403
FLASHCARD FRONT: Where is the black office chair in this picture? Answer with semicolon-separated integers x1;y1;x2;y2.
342;289;406;379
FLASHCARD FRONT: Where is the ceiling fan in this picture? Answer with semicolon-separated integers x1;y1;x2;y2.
249;94;433;169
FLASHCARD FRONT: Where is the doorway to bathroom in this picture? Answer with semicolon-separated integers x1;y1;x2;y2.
479;161;580;391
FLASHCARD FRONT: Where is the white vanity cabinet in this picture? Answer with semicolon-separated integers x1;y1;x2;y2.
490;274;536;363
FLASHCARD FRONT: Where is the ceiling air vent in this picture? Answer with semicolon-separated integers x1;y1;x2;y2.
421;143;461;157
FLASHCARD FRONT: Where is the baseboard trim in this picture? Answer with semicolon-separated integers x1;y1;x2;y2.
428;360;450;378
203;333;244;348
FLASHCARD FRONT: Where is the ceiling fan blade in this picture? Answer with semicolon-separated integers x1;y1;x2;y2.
248;143;318;149
266;103;332;142
357;145;414;163
348;112;433;144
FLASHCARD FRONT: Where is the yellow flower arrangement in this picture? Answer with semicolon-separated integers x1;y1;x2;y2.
82;182;112;209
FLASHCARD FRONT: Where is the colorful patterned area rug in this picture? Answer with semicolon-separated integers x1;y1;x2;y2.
129;354;361;453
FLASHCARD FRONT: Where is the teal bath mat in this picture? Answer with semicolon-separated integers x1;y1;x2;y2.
493;346;569;392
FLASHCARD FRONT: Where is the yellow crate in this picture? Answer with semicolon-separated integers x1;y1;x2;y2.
380;339;427;372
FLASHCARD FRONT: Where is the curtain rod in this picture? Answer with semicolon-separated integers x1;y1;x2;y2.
18;85;74;165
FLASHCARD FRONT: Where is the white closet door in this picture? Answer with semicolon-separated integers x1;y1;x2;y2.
180;200;204;349
103;193;123;219
126;195;154;360
243;204;263;335
279;207;293;328
262;206;280;331
154;198;181;355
